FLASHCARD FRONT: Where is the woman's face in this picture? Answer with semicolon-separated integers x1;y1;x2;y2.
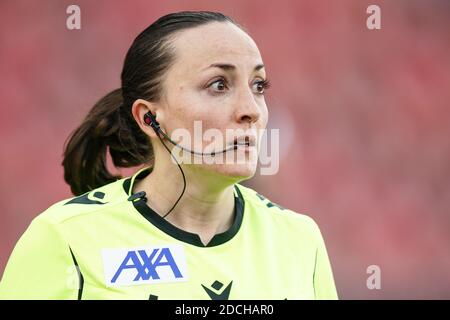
158;22;269;180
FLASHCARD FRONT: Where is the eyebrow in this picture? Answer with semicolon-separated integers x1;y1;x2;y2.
203;63;265;72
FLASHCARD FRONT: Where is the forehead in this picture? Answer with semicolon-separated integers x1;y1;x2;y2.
168;22;263;75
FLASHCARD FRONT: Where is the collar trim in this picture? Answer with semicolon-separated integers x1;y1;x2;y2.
122;167;245;247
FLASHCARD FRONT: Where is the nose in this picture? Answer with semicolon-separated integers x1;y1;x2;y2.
235;87;261;125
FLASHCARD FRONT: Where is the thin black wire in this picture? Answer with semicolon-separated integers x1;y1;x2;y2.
156;132;187;219
157;129;237;156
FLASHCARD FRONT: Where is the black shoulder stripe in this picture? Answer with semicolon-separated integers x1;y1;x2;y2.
255;191;285;210
64;191;107;205
69;247;85;300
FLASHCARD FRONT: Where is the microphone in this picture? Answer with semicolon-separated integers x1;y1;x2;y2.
144;112;238;156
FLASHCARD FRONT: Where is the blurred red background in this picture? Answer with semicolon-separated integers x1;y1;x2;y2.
1;0;449;299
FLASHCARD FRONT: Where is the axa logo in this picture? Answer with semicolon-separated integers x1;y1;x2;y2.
102;245;188;287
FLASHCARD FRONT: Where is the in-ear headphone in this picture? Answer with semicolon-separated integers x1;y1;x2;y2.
144;112;160;132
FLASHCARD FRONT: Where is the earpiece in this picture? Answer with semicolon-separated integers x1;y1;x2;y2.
144;112;160;131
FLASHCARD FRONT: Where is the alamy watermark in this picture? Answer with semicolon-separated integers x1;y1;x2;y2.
66;5;81;30
163;122;280;176
366;265;381;290
366;5;381;30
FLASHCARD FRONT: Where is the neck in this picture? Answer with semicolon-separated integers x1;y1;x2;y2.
133;161;237;246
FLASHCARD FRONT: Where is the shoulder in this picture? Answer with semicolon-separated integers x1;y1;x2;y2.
236;183;323;243
5;178;133;266
35;177;130;227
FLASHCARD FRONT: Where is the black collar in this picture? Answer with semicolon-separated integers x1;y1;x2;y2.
122;168;245;247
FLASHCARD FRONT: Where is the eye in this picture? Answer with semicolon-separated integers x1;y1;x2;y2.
253;79;271;95
208;78;228;93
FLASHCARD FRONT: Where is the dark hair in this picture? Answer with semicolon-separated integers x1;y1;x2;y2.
62;11;242;196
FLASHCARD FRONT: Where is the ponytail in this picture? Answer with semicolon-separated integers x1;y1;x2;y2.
62;89;153;196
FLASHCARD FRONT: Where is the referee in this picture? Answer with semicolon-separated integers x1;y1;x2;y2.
0;11;338;300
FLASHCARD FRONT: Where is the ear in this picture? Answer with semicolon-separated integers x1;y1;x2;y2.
131;99;162;139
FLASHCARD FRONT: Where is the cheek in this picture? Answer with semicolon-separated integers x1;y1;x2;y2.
259;104;269;128
168;93;200;123
189;98;229;127
169;97;226;137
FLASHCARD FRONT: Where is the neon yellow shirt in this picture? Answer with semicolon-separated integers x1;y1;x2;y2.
0;167;338;300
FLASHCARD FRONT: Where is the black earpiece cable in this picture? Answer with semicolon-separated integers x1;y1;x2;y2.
156;132;187;219
155;125;237;156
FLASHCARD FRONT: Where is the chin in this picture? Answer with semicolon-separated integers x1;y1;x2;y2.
196;150;259;182
214;162;257;181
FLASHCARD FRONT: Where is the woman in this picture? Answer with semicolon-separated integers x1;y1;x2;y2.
0;11;337;300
